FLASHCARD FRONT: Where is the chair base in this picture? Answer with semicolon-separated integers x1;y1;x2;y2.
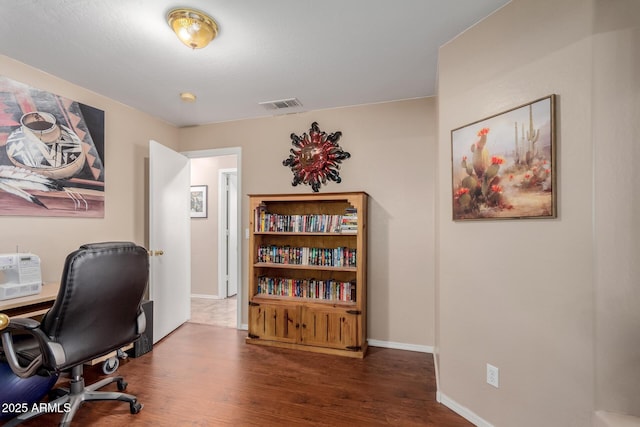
4;365;142;426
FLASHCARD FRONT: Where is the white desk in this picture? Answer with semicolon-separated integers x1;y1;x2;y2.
0;282;60;318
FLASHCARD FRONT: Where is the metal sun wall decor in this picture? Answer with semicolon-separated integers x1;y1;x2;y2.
282;122;350;192
0;76;105;217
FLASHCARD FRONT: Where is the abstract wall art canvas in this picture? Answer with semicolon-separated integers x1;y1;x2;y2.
0;76;105;217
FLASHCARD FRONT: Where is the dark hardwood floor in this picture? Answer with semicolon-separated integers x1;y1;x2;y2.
8;323;472;426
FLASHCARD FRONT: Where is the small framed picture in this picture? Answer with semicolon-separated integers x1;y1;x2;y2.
190;185;208;218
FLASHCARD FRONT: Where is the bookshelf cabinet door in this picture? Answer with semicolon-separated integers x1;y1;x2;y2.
248;303;299;343
299;307;361;351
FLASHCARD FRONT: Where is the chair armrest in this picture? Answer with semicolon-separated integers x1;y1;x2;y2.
5;316;40;330
136;308;146;335
0;315;50;378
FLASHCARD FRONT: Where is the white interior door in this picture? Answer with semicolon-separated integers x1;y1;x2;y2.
227;172;238;297
218;169;238;298
149;140;191;343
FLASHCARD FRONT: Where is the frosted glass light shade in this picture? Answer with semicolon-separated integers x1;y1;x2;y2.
167;8;218;49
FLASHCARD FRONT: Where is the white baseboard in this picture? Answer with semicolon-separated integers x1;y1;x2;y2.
367;339;434;353
191;293;223;300
437;392;494;427
239;323;248;331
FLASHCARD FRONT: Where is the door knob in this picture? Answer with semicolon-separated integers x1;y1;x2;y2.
154;250;164;256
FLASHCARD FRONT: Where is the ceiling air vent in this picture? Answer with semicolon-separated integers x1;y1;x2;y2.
259;98;303;110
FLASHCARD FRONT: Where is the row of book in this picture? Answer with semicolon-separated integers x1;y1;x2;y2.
340;207;358;234
254;210;359;233
256;276;356;302
257;245;357;268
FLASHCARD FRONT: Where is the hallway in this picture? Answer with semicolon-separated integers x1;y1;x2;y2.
189;296;237;328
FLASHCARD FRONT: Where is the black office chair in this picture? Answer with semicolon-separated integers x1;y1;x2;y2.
0;242;149;426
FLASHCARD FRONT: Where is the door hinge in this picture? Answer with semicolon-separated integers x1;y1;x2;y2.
346;310;361;315
346;345;362;352
248;333;260;339
249;301;260;307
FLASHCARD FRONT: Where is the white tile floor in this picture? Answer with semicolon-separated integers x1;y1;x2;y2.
189;296;237;328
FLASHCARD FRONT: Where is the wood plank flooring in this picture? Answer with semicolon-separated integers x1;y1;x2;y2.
11;323;472;426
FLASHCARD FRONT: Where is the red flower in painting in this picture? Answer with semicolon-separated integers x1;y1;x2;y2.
491;156;505;165
454;187;470;199
490;185;503;193
477;127;490;137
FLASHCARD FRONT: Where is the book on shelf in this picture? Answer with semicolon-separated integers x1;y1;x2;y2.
254;206;362;234
257;245;357;268
340;207;358;234
256;275;356;303
254;210;343;233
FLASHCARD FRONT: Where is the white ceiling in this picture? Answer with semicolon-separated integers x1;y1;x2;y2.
0;0;509;127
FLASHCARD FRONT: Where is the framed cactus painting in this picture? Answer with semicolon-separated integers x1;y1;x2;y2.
451;95;556;221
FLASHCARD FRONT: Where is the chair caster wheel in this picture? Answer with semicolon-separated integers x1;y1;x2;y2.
102;356;119;375
130;401;143;414
117;379;128;391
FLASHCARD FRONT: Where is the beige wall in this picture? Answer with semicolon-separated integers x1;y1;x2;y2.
190;155;237;297
592;0;640;418
437;0;639;425
0;55;178;283
0;52;437;348
178;99;437;346
6;4;639;422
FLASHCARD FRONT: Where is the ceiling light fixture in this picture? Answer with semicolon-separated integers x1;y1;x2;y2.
167;8;218;49
180;92;197;102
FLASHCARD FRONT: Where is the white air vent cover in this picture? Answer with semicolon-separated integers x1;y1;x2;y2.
259;98;303;110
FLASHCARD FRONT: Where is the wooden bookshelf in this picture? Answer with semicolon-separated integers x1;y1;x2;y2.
247;192;368;358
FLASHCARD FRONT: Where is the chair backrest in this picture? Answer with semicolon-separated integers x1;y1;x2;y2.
40;242;149;369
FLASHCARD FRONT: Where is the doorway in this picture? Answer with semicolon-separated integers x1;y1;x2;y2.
184;148;242;329
218;168;238;299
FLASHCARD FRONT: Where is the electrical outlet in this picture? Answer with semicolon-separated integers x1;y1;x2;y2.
486;363;499;388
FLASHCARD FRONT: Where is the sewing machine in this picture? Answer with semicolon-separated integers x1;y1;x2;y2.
0;253;42;300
